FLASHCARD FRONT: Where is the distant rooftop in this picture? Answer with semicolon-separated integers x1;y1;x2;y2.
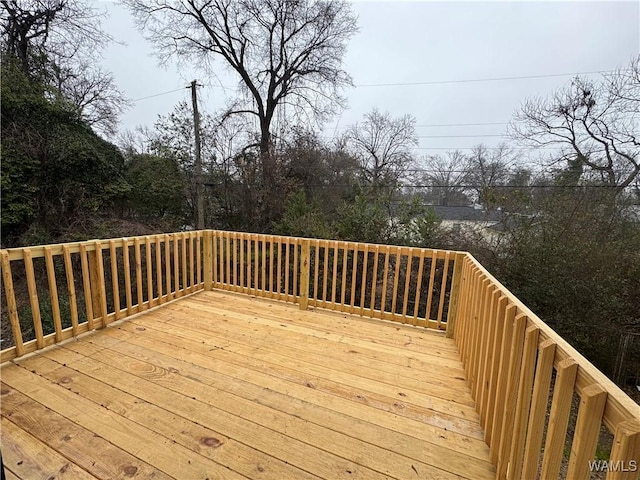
428;205;502;222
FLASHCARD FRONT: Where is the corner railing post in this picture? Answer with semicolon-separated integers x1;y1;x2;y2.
299;239;310;310
446;252;466;338
204;230;213;291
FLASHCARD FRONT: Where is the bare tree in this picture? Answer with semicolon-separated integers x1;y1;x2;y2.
510;55;640;192
346;109;418;187
1;0;129;134
466;143;514;207
1;0;112;75
420;150;470;206
53;62;131;135
124;0;357;189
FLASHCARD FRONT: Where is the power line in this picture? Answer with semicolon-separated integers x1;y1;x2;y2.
129;67;620;105
413;147;560;150
132;87;187;102
287;183;622;189
327;121;509;130
414;122;508;127
353;69;616;88
416;134;506;138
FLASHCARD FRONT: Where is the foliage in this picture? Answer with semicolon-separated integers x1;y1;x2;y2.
273;190;335;239
123;153;188;228
1;58;129;245
490;187;640;375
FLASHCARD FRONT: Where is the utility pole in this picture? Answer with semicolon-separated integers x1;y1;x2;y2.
189;80;205;230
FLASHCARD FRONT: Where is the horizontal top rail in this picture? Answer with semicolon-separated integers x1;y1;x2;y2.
2;231;463;261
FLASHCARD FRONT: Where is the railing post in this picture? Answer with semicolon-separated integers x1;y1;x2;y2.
203;230;213;291
446;252;465;338
299;239;310;310
88;241;107;328
608;420;640;480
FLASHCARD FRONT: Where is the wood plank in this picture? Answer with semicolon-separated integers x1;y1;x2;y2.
61;338;479;480
3;468;20;480
133;237;144;308
181;233;188;293
1;366;248;480
107;316;476;418
284;238;290;301
1;380;170;479
145;236;153;304
44;247;63;341
240;235;245;290
191;292;460;354
129;309;470;405
379;246;390;319
189;232;195;292
152;299;464;378
27;355;322;480
436;251;450;327
173;234;180;295
0;287;498;480
425;250;438;321
152;302;463;382
164;299;464;369
369;245;379;314
74;332;492;479
330;241;338;306
123;239;135;314
521;339;556;480
1;251;24;356
155;236;163;303
196;232;202;287
340;245;348;309
566;384;608;479
261;238;267;292
349;244;358;313
540;358;579;479
55;344;405;480
78;243;94;330
1;417;98;479
101;320;485;441
496;313;527;479
23;249;44;348
163;234;172;299
253;238;259;294
359;245;369;317
389;250;400;318
400;251;412;322
482;294;507;446
607;420;640;480
412;249;425;322
507;325;540;479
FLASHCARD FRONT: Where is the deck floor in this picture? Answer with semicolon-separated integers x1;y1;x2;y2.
1;290;494;480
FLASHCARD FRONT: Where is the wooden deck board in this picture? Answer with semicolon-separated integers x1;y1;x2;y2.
1;290;495;480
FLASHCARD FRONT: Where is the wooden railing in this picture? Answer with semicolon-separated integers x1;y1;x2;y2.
0;232;203;362
454;254;640;480
208;231;463;330
0;230;461;362
1;229;639;479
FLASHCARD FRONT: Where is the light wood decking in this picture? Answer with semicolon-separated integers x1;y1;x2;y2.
1;290;494;480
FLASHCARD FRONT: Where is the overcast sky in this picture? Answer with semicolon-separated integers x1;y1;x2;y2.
100;1;639;156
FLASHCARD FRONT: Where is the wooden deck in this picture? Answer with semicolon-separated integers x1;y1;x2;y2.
1;290;494;480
